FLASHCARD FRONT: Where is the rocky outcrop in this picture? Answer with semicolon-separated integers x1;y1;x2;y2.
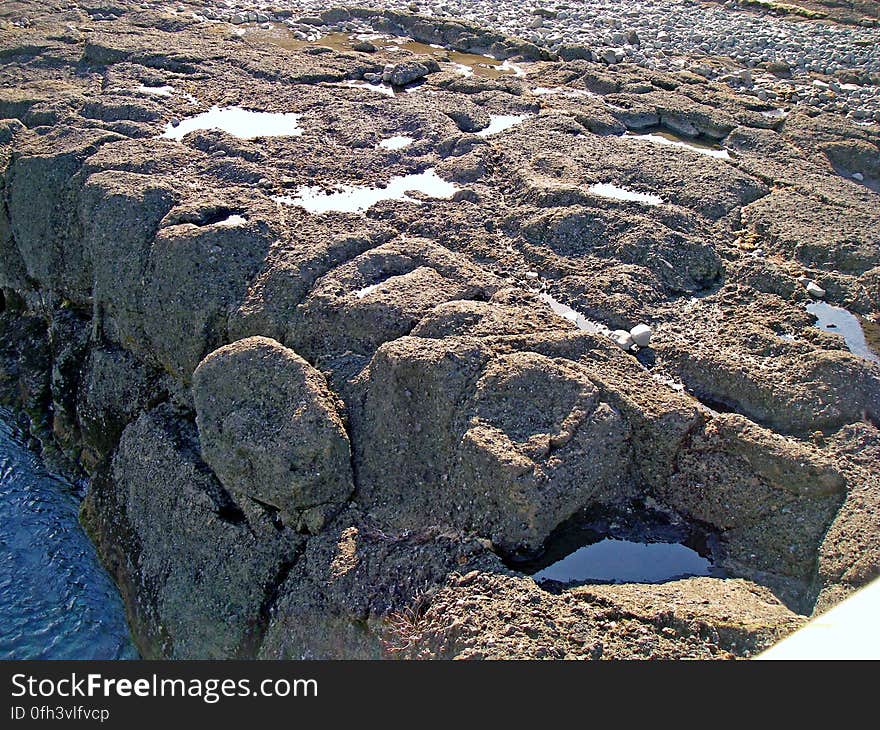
382;571;803;659
81;404;303;659
193;336;354;533
352;330;632;553
259;511;499;659
1;0;878;660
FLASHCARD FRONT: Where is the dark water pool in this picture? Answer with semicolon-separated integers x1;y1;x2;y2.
807;301;880;365
0;408;137;659
512;502;722;587
532;538;711;584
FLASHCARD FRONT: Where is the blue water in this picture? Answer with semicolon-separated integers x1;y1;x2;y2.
807;301;880;365
0;408;137;659
532;538;711;585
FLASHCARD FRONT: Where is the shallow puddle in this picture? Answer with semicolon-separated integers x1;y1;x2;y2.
651;372;686;393
160;106;303;140
213;214;247;227
532;86;598;100
476;114;530;137
830;163;880;193
512;502;719;586
136;84;174;97
807;301;880;364
588;182;663;206
273;168;458;214
345;79;397;97
625;130;731;159
244;26;524;80
354;283;382;299
394;42;525;79
539;293;609;335
377;135;414;150
532;538;711;584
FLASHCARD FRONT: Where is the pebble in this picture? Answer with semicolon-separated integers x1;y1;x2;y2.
804;280;826;298
610;329;635;351
202;0;880;124
630;323;652;347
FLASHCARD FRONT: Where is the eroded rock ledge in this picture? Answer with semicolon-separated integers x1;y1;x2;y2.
1;0;878;659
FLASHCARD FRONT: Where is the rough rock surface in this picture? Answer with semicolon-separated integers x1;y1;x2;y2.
385;571;803;659
0;0;877;659
193;336;354;532
81;404;303;659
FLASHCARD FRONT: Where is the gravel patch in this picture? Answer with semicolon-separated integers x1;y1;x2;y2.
168;0;880;123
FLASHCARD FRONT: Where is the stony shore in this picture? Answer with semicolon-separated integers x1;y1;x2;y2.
1;0;878;659
157;0;880;123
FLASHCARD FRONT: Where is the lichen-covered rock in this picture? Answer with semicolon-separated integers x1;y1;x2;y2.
0;121;29;293
260;511;496;659
193;337;354;531
76;343;167;470
820;139;880;181
0;306;50;427
229;222;394;346
6;126;123;297
47;307;89;455
352;329;632;553
386;571;803;659
141;220;272;382
454;350;631;552
741;187;880;275
385;60;433;87
79;169;177;347
81;403;302;659
657;293;880;434
520;206;723;293
289;237;500;362
661;413;847;605
1;0;878;662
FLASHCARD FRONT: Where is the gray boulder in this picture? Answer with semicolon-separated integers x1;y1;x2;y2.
193;337;354;531
386;60;432;86
352;330;632;553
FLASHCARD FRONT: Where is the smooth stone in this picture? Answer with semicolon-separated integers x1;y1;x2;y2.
610;329;635;351
630;323;652;347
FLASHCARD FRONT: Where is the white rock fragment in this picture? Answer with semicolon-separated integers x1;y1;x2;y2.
629;323;652;347
525;271;539;280
610;329;635;351
804;280;826;298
